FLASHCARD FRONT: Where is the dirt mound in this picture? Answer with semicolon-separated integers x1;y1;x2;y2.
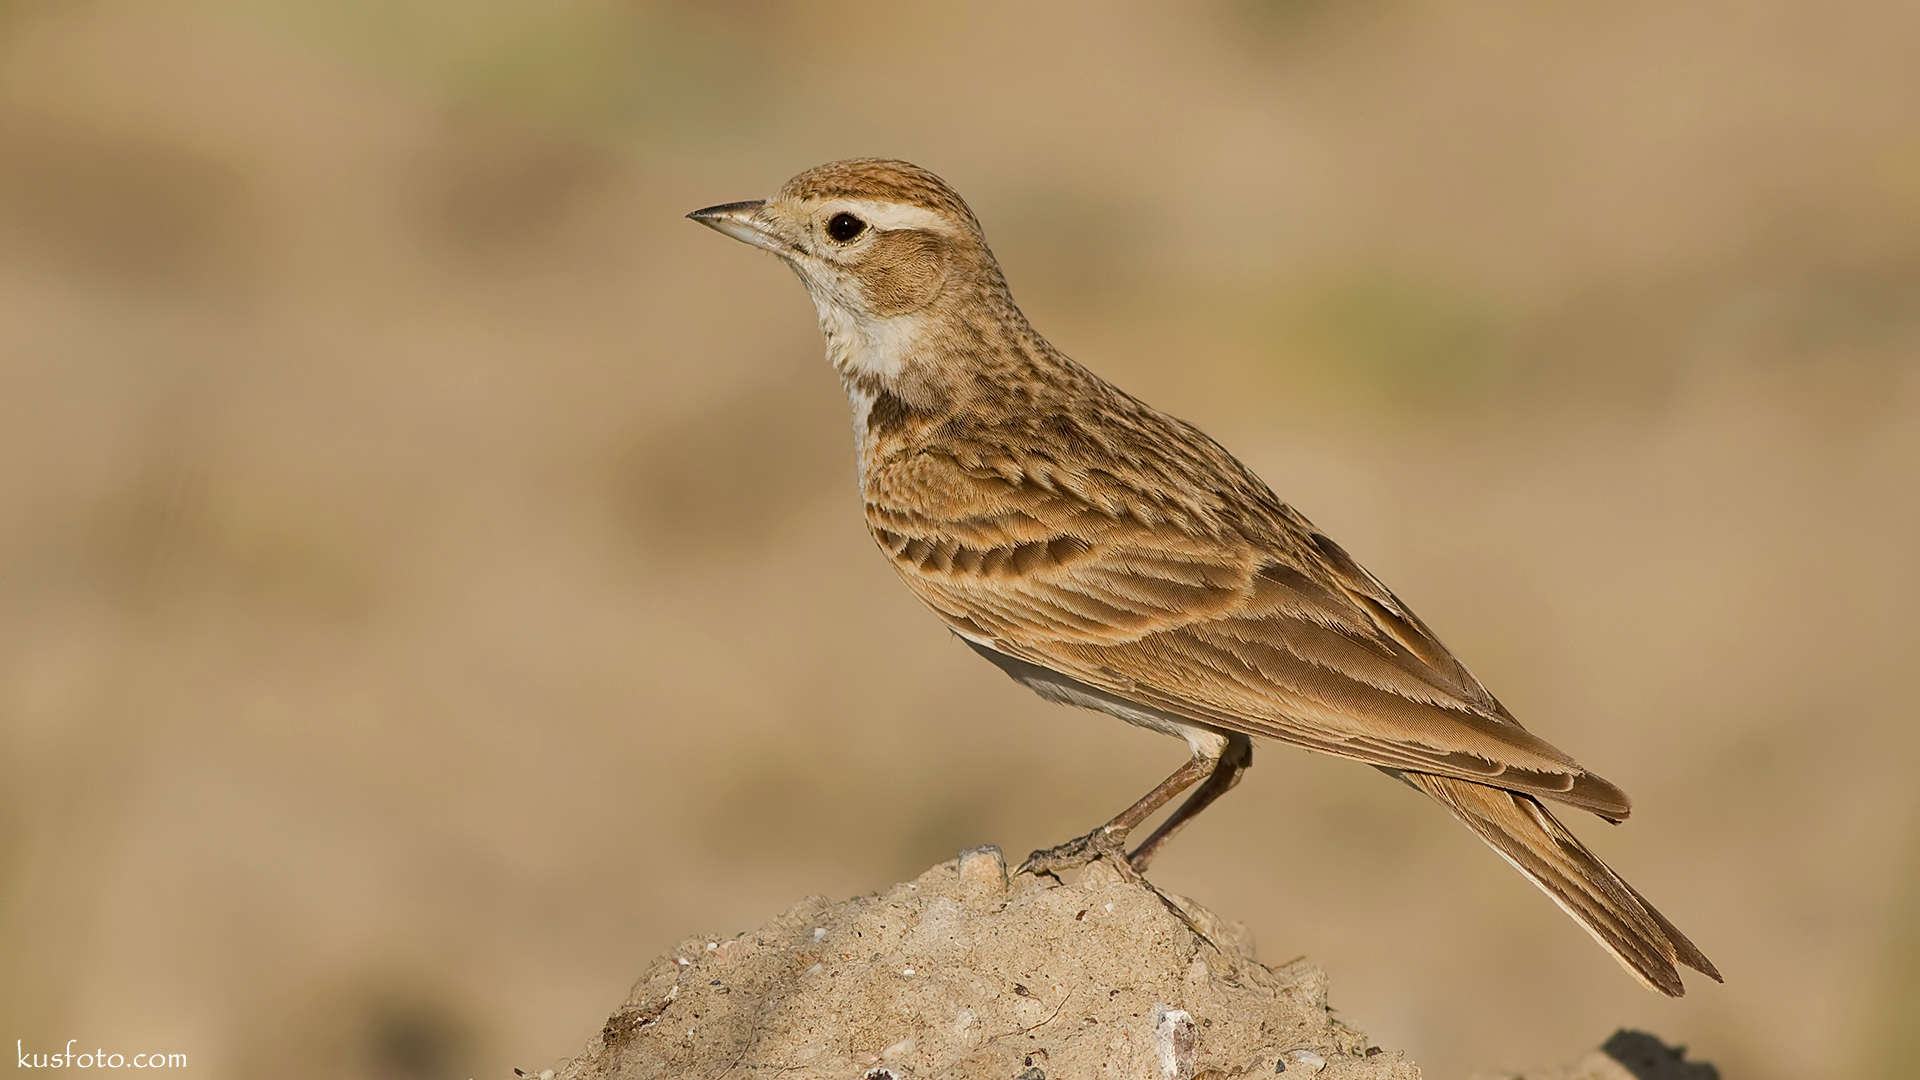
554;847;1415;1079
546;848;1719;1080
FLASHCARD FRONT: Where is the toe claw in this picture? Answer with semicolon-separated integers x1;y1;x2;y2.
1015;827;1133;878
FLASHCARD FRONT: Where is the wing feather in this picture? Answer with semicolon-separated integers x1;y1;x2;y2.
866;446;1632;819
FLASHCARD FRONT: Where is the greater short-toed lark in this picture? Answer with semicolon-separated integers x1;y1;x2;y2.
688;159;1719;995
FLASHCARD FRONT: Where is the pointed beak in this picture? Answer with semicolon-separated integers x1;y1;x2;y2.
686;199;791;254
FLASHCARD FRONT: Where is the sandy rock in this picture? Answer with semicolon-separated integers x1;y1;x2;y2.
547;853;1717;1080
555;850;1415;1080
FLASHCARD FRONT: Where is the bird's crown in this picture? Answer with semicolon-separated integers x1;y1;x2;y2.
777;158;982;236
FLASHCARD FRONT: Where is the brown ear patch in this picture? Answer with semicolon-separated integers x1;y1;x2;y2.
857;230;952;316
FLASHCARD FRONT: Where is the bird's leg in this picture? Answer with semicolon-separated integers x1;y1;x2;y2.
1127;733;1252;872
1018;750;1219;879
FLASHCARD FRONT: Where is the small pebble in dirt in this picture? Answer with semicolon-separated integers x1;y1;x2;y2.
1284;1049;1326;1074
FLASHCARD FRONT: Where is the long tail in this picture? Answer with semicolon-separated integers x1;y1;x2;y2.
1396;770;1721;995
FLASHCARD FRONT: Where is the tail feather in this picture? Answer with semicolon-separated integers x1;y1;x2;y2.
1399;770;1721;995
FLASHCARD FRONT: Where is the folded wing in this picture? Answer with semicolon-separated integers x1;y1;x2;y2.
864;440;1631;819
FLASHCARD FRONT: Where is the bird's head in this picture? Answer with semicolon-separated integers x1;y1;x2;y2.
688;159;1013;383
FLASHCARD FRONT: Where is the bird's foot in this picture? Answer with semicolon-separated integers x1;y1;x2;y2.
1017;826;1140;881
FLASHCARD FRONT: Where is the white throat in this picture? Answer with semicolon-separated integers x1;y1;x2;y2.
812;300;926;382
812;300;929;481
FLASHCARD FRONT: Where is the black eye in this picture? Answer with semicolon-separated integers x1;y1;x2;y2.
826;212;866;242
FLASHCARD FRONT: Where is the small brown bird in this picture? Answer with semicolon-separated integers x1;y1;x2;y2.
688;159;1719;995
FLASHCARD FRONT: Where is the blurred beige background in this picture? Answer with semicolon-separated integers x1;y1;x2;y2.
2;1;1917;1077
